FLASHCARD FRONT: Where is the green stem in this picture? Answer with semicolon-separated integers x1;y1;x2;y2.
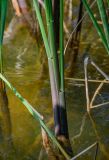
34;0;61;136
33;0;70;140
53;0;60;53
97;0;109;49
59;0;70;139
0;0;8;73
0;0;8;44
45;0;60;91
82;0;109;54
33;0;52;58
60;0;64;92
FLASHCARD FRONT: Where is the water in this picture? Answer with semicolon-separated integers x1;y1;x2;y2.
1;2;109;160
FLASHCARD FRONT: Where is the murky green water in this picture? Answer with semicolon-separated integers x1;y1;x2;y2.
0;2;109;160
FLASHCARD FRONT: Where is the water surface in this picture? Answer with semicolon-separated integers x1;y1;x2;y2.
0;2;109;160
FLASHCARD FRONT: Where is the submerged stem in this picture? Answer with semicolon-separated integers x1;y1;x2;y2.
48;59;61;136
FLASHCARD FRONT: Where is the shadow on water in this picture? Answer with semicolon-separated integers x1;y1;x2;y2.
89;111;109;160
0;80;14;159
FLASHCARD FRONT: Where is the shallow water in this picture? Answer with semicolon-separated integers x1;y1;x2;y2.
0;2;109;160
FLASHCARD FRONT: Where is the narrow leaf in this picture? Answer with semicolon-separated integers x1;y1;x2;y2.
82;0;109;54
0;73;70;160
0;0;8;73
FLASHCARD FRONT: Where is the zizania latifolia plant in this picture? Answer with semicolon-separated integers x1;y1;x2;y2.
33;0;73;156
0;0;72;159
33;0;71;143
1;0;109;159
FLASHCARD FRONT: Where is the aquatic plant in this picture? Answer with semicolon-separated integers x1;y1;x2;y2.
0;0;72;159
82;0;109;54
1;0;109;159
33;0;70;142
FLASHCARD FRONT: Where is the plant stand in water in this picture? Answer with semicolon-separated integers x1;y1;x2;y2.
1;0;109;159
33;0;73;157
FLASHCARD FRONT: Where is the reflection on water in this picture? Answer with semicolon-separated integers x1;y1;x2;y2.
0;81;14;159
15;47;28;70
1;2;109;160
